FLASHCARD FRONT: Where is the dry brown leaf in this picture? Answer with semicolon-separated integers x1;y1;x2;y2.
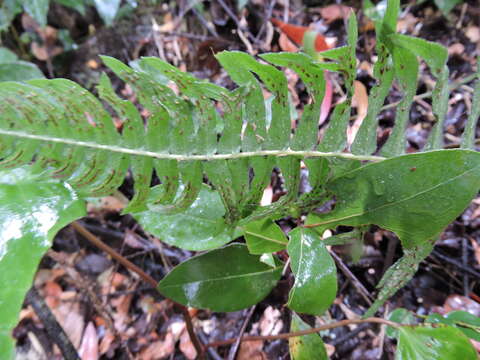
448;43;465;56
53;302;85;348
79;322;99;360
396;13;419;34
470;238;480;266
315;5;353;24
278;32;299;52
466;26;480;43
259;306;283;336
112;293;134;316
442;295;480;316
100;195;126;212
260;185;273;206
179;329;197;360
347;80;369;146
237;340;266;360
325;343;336;357
139;333;176;360
98;331;115;356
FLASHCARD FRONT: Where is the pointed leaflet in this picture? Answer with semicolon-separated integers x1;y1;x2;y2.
260;52;327;151
158;244;282;312
289;313;328;360
364;242;433;317
287;228;337;315
396;325;477;360
242;218;288;254
319;12;358;152
307;150;480;249
389;34;449;150
461;59;480;149
0;167;85;359
381;47;419;157
215;51;267;151
351;0;397;155
215;51;291;150
425;311;480;342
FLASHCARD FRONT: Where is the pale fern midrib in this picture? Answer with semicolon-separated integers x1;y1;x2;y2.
0;129;385;162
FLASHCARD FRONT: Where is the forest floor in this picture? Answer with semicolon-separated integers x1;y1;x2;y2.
6;0;480;359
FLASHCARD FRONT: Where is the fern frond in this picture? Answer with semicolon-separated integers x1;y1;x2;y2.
0;8;479;218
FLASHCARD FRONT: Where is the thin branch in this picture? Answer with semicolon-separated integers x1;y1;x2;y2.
70;221;205;359
205;317;400;348
26;288;80;360
329;250;373;306
0;129;386;162
227;305;256;360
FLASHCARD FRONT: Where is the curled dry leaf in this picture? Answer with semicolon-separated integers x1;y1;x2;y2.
448;43;465;56
79;322;99;360
179;328;197;360
314;5;354;24
98;331;115;356
396;13;419;34
139;333;176;360
259;306;283;336
435;295;480;316
52;302;85;348
470;238;480;266
237;340;266;360
466;26;480;43
278;32;299;53
347;80;369;147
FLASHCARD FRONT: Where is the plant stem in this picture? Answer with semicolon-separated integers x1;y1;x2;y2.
70;221;206;359
205;317;399;348
0;128;386;163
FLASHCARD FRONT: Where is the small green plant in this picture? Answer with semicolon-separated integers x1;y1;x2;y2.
1;0;480;358
0;0;126;31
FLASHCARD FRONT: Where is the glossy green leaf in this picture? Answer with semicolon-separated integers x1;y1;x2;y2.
93;0;121;26
426;311;480;342
0;62;44;82
242;218;288;255
462;59;480;149
0;167;85;359
351;0;396;155
287;228;337;315
289;313;328;360
134;185;234;251
260;52;327;151
0;0;21;32
386;308;416;338
434;0;462;15
23;0;49;27
307;150;480;249
390;34;448;74
396;325;477;360
0;47;17;62
158;244;282;312
381;47;419;157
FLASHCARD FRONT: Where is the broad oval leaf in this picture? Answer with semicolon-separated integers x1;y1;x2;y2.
307;150;480;249
289;313;328;360
0;62;44;82
386;308;416;338
157;243;282;312
426;311;480;342
287;228;337;315
396;325;477;360
0;167;85;358
134;185;234;251
242;218;288;255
